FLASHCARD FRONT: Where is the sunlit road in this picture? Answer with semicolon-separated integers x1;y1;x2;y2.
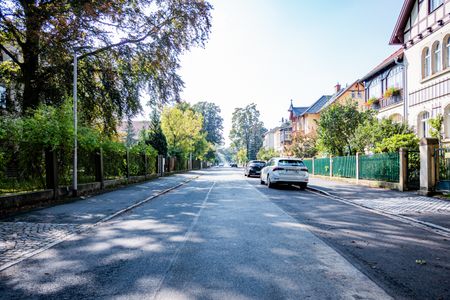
1;168;448;299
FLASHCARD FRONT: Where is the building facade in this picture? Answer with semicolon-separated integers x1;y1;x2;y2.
323;82;365;110
361;48;405;122
391;0;450;139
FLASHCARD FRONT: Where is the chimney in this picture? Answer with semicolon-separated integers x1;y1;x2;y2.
334;82;341;93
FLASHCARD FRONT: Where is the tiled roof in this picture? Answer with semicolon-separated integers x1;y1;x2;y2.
303;95;333;114
292;107;308;116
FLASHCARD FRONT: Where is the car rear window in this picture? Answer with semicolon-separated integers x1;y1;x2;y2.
278;160;305;167
249;162;265;167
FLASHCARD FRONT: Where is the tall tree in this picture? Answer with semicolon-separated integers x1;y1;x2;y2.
229;103;265;160
0;0;212;132
160;104;205;159
192;101;224;145
317;101;373;156
144;109;168;156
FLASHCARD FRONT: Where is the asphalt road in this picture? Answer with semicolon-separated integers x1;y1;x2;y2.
0;168;448;299
246;171;450;300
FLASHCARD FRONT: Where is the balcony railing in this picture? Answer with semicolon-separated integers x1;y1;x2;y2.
379;94;403;109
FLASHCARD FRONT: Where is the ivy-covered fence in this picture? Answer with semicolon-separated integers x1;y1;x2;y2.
303;152;400;183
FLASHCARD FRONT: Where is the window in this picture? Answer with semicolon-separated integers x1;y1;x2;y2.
423;47;431;78
368;77;382;99
386;66;403;89
446;36;450;69
419;111;430;138
433;41;442;73
445;105;450;138
429;0;443;12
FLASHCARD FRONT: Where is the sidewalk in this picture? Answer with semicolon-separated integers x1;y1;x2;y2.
308;177;450;233
0;171;202;271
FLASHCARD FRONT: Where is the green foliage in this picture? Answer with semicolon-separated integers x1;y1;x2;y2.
351;118;412;153
375;133;420;153
143;109;168;156
192;101;224;145
384;87;401;98
1;0;212;132
161;104;206;159
230;103;266;160
257;148;279;161
317;101;373;156
367;97;379;105
235;148;248;165
428;114;444;143
289;133;318;158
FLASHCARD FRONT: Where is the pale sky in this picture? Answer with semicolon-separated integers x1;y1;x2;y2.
139;0;405;146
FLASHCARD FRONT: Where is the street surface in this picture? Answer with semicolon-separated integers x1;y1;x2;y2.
0;168;449;299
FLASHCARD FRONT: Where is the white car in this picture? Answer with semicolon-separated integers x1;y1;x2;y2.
260;157;309;190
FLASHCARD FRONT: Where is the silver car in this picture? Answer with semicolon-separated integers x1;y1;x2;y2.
260;157;309;190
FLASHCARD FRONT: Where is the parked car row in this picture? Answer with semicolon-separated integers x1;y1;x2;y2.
244;158;309;190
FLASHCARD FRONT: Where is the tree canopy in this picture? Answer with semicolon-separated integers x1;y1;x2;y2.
192;101;224;145
0;0;212;133
229;103;266;160
160;103;204;159
316;101;373;156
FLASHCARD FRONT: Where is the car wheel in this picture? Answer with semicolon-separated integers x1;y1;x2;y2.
299;183;307;190
267;176;274;188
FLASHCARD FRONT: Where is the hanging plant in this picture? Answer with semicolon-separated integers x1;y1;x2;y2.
367;97;379;106
384;87;401;98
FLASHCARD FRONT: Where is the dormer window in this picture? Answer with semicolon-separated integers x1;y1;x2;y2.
429;0;443;13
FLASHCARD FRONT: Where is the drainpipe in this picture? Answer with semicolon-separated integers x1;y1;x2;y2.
395;57;408;125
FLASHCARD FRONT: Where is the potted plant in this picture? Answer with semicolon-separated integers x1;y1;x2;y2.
384;87;401;99
367;97;380;108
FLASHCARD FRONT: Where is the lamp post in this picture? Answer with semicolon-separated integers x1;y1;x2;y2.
73;49;78;196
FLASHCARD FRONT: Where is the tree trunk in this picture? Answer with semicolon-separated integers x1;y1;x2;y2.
21;3;42;112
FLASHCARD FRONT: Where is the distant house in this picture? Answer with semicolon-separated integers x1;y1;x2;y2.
289;95;331;137
263;127;278;150
117;120;150;143
360;48;405;122
288;102;309;136
390;0;450;139
263;123;292;155
323;82;365;110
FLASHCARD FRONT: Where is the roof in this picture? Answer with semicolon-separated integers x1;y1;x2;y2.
322;80;364;108
302;95;332;115
360;48;404;82
390;0;415;45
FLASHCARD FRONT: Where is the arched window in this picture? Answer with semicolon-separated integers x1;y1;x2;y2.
433;42;442;73
446;36;450;69
445;105;450;138
418;111;430;138
423;47;431;78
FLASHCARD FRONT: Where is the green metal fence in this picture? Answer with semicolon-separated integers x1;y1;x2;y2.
314;157;330;176
303;159;313;172
332;155;356;178
359;152;399;182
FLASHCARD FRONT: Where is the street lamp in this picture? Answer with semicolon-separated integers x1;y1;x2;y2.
72;46;91;196
73;48;78;196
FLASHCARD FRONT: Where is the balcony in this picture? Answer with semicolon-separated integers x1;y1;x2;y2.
379;94;403;110
280;133;292;143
